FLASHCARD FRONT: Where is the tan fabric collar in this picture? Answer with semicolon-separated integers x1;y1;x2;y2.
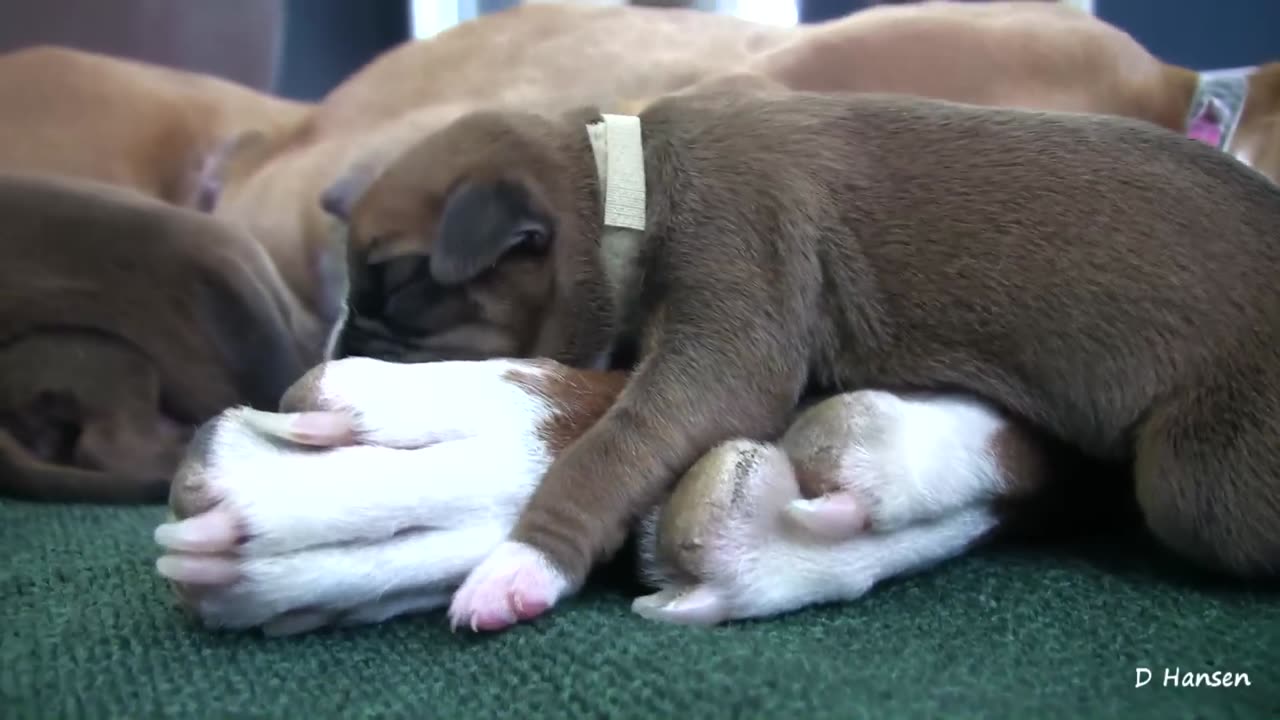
585;114;646;311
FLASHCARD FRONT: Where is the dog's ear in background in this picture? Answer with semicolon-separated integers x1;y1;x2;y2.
429;179;553;286
319;143;406;225
192;129;276;212
320;163;376;224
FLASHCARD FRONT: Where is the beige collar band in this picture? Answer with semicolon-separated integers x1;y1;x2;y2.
585;113;646;314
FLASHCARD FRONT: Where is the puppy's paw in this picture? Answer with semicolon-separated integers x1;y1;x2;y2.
163;526;500;633
275;356;564;448
160;407;545;563
633;439;803;625
447;541;573;632
634;438;1000;625
780;390;1009;536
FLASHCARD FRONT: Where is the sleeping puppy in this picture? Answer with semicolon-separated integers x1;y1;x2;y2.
320;87;1280;631
0;45;310;208
202;2;789;334
154;357;1109;633
614;3;1280;186
0;174;309;503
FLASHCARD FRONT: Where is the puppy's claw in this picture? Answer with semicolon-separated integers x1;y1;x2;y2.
631;585;729;626
784;490;868;540
154;509;240;552
240;408;356;447
155;554;241;586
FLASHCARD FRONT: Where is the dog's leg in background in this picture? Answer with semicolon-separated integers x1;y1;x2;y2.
1133;368;1280;578
631;390;1045;625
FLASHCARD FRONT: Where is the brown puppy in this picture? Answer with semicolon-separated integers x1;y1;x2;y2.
331;88;1280;630
0;174;309;503
203;3;793;331
326;2;1279;362
0;45;310;208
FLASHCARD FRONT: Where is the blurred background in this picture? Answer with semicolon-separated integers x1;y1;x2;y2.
0;0;1275;101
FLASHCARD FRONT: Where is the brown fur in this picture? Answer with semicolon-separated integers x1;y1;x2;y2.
0;174;309;502
0;45;337;360
627;2;1189;127
503;364;630;456
327;3;1276;369
205;3;790;332
213;2;1277;339
332;88;1280;585
0;45;310;207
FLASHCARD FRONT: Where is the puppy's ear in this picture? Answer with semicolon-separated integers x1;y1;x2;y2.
320;161;380;224
193;130;272;211
429;180;551;286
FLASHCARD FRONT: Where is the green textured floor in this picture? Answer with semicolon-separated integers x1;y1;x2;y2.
2;499;1276;719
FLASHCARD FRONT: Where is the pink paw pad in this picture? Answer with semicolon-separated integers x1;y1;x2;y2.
448;541;569;632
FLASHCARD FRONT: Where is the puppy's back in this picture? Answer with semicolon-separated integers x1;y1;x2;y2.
640;91;1280;453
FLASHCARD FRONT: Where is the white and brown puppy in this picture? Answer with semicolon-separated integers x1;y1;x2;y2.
154;357;1082;633
318;88;1280;631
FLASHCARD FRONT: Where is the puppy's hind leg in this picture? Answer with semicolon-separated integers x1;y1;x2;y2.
1134;369;1280;578
632;389;1049;625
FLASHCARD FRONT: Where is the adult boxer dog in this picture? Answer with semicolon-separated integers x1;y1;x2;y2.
168;89;1280;633
0;174;309;503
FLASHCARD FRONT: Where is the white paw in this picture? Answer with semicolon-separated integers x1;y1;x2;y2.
633;439;806;624
780;390;1010;536
447;541;573;632
633;438;999;625
154;356;564;633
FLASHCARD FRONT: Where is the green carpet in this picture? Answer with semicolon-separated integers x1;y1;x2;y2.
2;499;1276;719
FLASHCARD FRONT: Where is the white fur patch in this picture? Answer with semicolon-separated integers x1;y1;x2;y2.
161;357;558;630
633;389;1011;625
160;368;1017;633
812;390;1008;530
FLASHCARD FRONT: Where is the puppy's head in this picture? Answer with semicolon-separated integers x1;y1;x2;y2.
323;108;615;367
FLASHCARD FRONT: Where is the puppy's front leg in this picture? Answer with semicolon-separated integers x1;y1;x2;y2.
449;331;806;631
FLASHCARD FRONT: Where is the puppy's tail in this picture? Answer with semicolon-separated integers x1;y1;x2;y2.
0;431;167;504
